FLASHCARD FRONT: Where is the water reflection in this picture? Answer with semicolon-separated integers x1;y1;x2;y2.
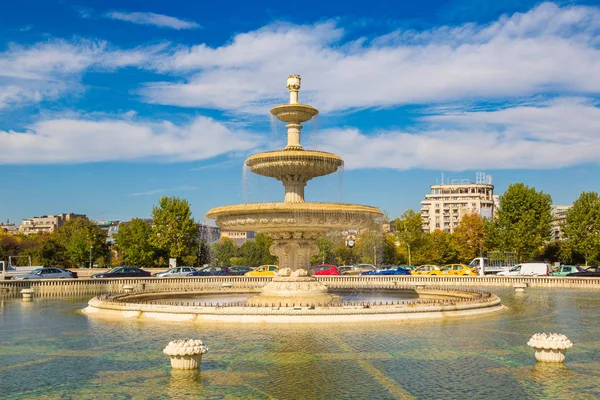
0;288;599;399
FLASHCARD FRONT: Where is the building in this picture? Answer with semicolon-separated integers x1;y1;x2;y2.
198;224;221;245
19;213;87;235
420;173;495;233
94;220;121;243
220;230;256;246
551;205;572;241
0;221;19;234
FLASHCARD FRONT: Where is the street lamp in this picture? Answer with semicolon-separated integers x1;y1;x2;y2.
89;245;93;268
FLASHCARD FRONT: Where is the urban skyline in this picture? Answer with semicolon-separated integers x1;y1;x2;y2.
1;0;599;224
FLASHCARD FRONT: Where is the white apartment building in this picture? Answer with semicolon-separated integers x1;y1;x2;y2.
420;173;495;233
551;204;572;241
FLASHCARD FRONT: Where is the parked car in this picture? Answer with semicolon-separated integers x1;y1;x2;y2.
497;263;550;276
153;266;198;277
337;265;354;274
227;266;254;276
91;266;151;278
188;266;231;276
412;265;440;275
552;265;585;277
567;265;600;277
362;266;411;276
341;264;376;275
12;267;78;280
310;264;340;275
430;264;478;276
245;265;279;276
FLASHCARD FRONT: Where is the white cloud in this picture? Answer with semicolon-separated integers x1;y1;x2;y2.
318;99;600;171
0;115;260;164
140;2;600;113
129;186;199;196
0;39;164;111
105;11;200;30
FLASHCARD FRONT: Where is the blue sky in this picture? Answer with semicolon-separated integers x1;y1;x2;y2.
1;0;599;224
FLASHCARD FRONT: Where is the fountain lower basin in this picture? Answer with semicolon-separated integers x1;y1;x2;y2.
83;287;506;323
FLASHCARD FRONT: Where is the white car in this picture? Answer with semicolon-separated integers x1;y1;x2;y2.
497;263;550;276
153;266;198;277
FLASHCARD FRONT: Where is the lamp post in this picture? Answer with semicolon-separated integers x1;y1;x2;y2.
89;245;93;268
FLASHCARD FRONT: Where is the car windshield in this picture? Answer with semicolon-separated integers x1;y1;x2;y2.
105;267;123;274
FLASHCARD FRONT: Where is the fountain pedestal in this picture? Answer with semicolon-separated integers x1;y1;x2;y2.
248;276;341;307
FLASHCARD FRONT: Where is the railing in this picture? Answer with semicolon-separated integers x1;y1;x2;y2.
1;275;598;298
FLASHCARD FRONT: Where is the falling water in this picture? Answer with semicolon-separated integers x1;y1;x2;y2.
241;163;249;203
304;114;321;150
337;161;345;203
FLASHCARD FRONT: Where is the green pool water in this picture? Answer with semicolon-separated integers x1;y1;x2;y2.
1;288;599;399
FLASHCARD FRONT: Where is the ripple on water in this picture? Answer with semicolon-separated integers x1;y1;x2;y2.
0;289;599;398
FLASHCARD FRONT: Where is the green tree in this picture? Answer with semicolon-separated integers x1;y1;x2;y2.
210;237;238;266
239;233;277;267
312;233;338;265
30;234;65;267
562;191;600;265
55;219;109;267
196;240;212;266
150;197;198;264
422;230;458;265
494;183;552;261
114;218;156;267
452;214;487;263
391;210;426;265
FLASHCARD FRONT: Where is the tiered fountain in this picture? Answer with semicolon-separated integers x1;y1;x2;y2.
206;75;383;306
83;75;505;323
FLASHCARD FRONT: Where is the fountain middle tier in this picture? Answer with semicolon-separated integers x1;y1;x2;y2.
205;202;383;234
246;150;343;181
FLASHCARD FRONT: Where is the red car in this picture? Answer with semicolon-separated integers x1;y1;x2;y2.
311;264;340;275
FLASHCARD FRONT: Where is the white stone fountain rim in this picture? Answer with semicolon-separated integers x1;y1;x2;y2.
83;287;506;323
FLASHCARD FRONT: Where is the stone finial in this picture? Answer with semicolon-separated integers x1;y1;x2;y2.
527;333;573;363
20;288;34;301
287;74;301;104
163;339;208;370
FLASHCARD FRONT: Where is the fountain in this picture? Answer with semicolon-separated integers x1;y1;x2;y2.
206;75;383;306
82;76;505;322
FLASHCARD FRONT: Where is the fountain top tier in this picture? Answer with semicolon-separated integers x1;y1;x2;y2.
247;75;343;203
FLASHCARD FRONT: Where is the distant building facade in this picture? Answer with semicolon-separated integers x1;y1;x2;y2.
0;221;18;234
220;230;256;246
94;220;121;243
19;213;87;235
420;173;495;233
198;224;221;245
551;205;572;241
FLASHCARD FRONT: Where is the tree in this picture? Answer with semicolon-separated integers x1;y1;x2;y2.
562;191;600;265
210;237;238;266
196;240;212;266
239;233;277;267
422;230;458;265
150;197;198;264
452;214;487;263
494;183;552;261
54;219;109;267
114;218;156;267
312;233;338;265
29;234;65;267
391;210;426;265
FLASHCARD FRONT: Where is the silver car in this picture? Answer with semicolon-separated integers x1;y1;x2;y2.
153;266;198;277
12;267;77;280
